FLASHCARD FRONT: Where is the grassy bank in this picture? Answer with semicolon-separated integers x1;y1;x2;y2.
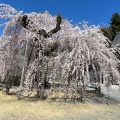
0;89;120;120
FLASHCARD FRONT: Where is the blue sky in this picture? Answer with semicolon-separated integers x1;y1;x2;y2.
0;0;120;35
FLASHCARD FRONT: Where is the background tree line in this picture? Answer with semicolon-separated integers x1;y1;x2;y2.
101;13;120;41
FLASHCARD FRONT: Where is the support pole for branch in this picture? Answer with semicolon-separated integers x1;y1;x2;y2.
18;40;29;100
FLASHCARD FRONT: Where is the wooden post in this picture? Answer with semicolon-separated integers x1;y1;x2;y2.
18;40;29;100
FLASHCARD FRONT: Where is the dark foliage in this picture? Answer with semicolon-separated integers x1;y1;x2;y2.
102;13;120;41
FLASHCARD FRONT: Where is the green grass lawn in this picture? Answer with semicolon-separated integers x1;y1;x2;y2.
0;88;120;120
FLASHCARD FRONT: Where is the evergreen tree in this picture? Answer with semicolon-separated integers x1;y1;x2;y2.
101;27;113;40
102;13;120;41
110;13;120;40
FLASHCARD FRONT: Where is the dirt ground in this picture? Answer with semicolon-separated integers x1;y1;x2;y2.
0;87;120;120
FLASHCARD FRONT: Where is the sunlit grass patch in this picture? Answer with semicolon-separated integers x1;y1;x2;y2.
0;89;120;120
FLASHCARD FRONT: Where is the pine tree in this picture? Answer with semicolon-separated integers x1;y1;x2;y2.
110;13;120;40
102;13;120;41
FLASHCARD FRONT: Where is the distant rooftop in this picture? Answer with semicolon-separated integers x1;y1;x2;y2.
112;32;120;46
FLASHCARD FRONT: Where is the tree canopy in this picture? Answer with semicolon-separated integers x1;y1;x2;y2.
0;4;120;99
